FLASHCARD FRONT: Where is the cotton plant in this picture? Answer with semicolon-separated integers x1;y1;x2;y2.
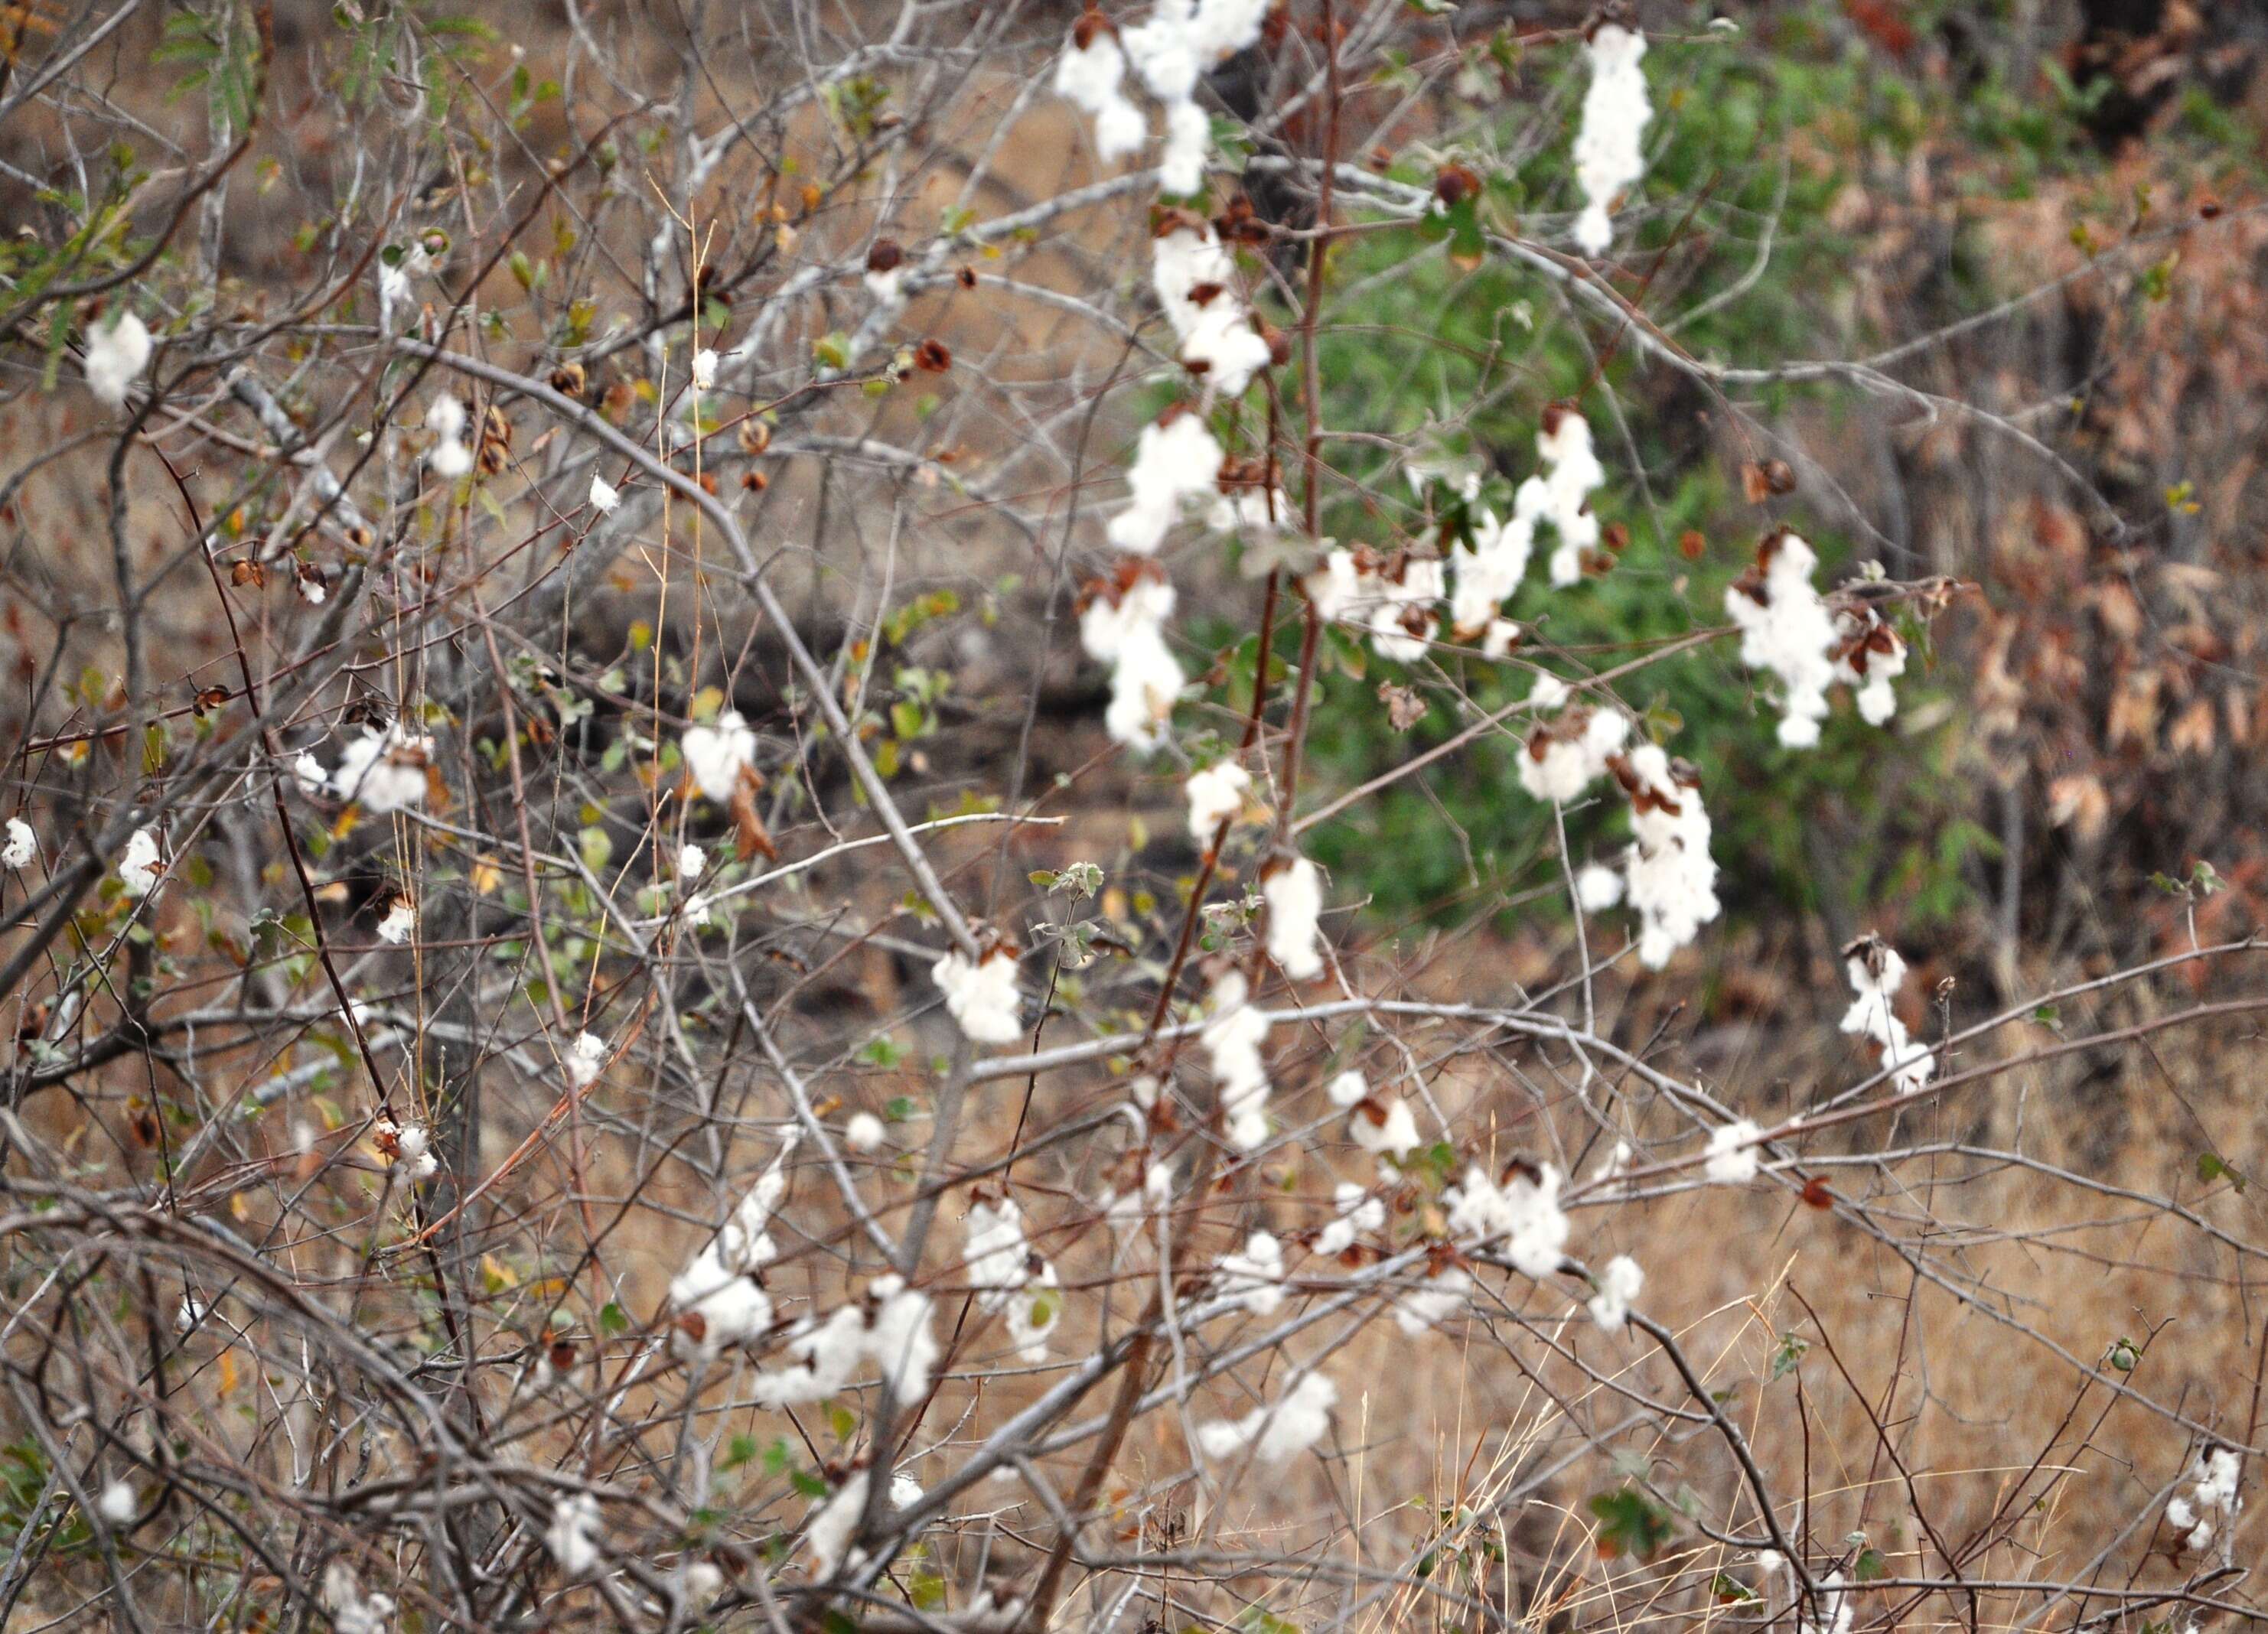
1261;854;1325;979
932;939;1025;1043
1192;1369;1337;1466
1839;935;1936;1093
1078;563;1184;751
1570;19;1652;256
1201;969;1273;1150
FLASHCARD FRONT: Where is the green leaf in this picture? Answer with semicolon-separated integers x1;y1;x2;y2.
1586;1487;1673;1561
599;1301;629;1334
1853;1547;1887;1583
2198;1152;2247;1192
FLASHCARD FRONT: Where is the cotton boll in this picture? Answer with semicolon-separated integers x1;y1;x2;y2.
1364;556;1444;662
1524;410;1607;584
1181;301;1272;396
330;727;435;815
428;438;473;479
1726;532;1839;749
1570;23;1652;256
802;1470;868;1580
1393;1265;1471;1334
118;828;163;898
932;945;1023;1043
1586;1254;1643;1333
1326;1069;1367;1108
690;349;719;391
1056;26;1149;162
83;311;152;407
1832;605;1908;727
1516;702;1627;805
96;1480;135;1523
2;818;33;869
1315;1182;1383;1256
1444;1161;1569;1277
1449;507;1536;635
1348;1096;1420;1161
681;709;756;802
1159;97;1211;195
376;898;416;945
1193;1370;1337;1465
1185;760;1251;841
1152;225;1239;340
1201;972;1272;1150
425;395;468;440
1080;572;1183;751
292;751;327;793
670;1245;774;1359
1705;1119;1762;1185
1839;935;1935;1093
1619;745;1720;968
1096;97;1149;160
545;1493;604;1578
1107;413;1224;555
864;1275;939;1401
1302;549;1364;624
1263;857;1325;980
1215;1230;1286;1315
589;473;621;514
1575;862;1624;912
845;1111;886;1152
565;1031;607;1089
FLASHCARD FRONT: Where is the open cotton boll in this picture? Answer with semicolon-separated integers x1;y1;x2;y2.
1571;23;1652;256
589;473;621;515
118;827;163;898
1080;573;1183;751
1315;1182;1384;1256
1107;414;1224;555
1153;224;1238;340
322;1565;396;1634
1300;548;1365;626
1349;1095;1420;1161
964;1198;1062;1360
564;1031;608;1089
1726;532;1840;748
1195;1369;1338;1465
1263;857;1325;980
1393;1264;1472;1334
1526;408;1607;585
1445;1160;1569;1278
83;310;152;407
801;1470;867;1580
845;1111;886;1151
1214;1230;1286;1315
376;898;417;946
1587;1254;1644;1333
331;727;435;815
670;1244;774;1359
1160;96;1211;195
1054;25;1150;161
1832;604;1909;727
1449;507;1536;635
1705;1118;1763;1185
1181;301;1272;396
292;750;327;793
545;1493;604;1579
864;1275;940;1401
1517;702;1628;804
690;348;719;391
682;709;757;802
1185;760;1250;841
1326;1069;1368;1108
1364;556;1445;662
428;438;473;478
1201;971;1272;1149
1839;935;1935;1093
1619;744;1720;968
1575;862;1624;912
932;945;1023;1043
2;818;33;869
375;1115;438;1182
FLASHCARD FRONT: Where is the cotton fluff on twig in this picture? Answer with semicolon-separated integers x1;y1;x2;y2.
1185;760;1250;841
1838;936;1935;1094
1832;604;1911;727
1316;1183;1383;1258
1052;19;1147;160
753;1275;939;1409
1194;1369;1338;1465
2165;1444;2242;1553
84;310;152;408
670;1134;797;1359
331;726;435;815
932;944;1023;1044
373;1115;437;1183
1618;744;1720;968
1587;1254;1644;1333
682;709;756;802
1080;568;1183;751
1263;856;1325;980
802;1470;868;1580
118;827;163;898
545;1493;603;1578
1447;1159;1569;1278
963;1197;1062;1361
1107;413;1224;555
1725;531;1840;748
1516;692;1629;805
425;395;474;479
1524;408;1607;588
1201;970;1272;1150
1214;1230;1286;1315
1704;1118;1763;1185
1152;220;1272;395
1571;23;1651;256
565;1031;607;1089
1347;1092;1420;1164
1;818;32;870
